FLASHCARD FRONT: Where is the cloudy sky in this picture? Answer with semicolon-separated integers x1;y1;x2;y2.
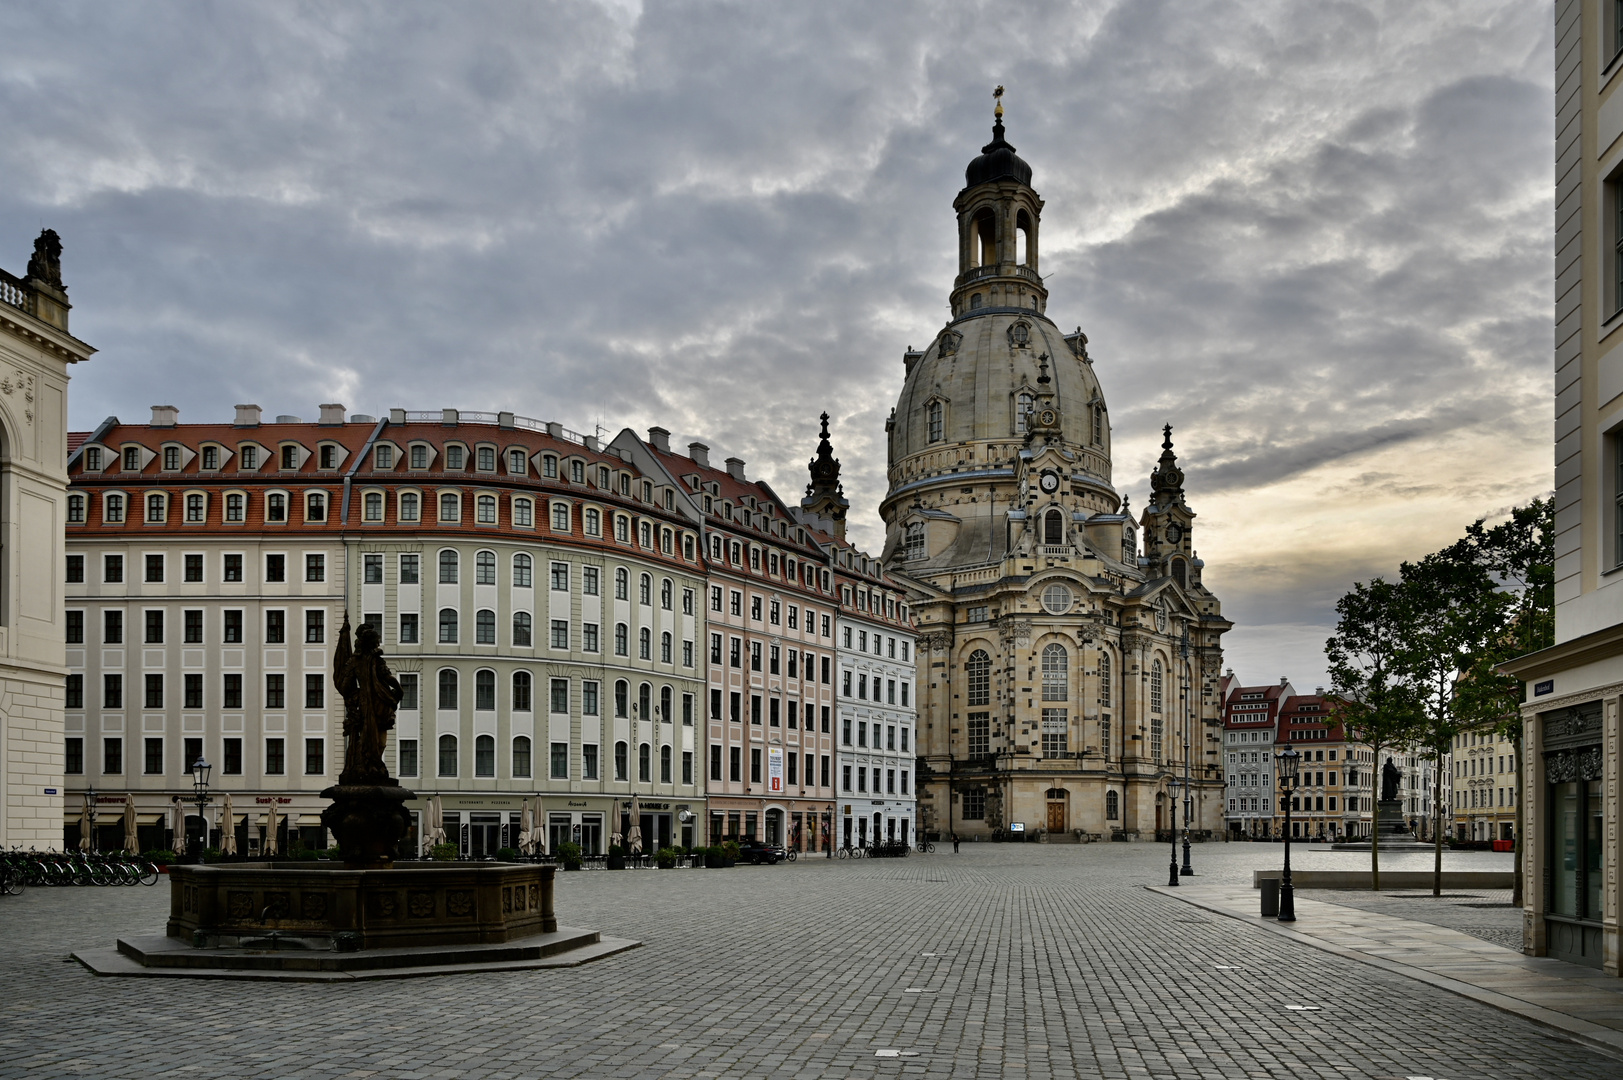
0;1;1554;690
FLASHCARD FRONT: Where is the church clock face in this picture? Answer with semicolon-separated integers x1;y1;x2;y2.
1167;523;1183;544
1038;409;1058;427
1038;469;1060;494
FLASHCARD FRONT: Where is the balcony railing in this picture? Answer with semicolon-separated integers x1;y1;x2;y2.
0;268;33;315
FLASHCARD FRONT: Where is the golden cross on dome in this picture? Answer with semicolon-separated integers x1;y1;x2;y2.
994;85;1005;120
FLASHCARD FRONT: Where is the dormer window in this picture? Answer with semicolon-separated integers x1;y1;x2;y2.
445;445;465;470
904;523;925;560
267;493;286;522
928;402;944;443
281;445;298;470
508;449;526;474
240;446;258;470
619;473;630;496
202;446;219;470
375;444;393;469
163;447;181;471
477;446;495;471
67;494;85;523
410;444;429;469
571;460;585;484
307;492;327;522
225;493;245;522
317;445;334;469
123;447;141;471
146;493;166;523
642;481;652;503
105;493;125;523
542;455;557;478
85;447;102;471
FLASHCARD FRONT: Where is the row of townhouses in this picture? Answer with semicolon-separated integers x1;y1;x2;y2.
59;402;916;856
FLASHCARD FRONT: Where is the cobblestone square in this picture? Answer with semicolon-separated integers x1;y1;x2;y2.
2;843;1618;1079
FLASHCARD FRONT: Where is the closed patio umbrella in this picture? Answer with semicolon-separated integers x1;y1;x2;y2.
627;794;643;855
264;802;279;857
220;793;236;856
122;795;139;854
77;798;92;852
518;798;535;855
425;795;446;848
172;802;187;856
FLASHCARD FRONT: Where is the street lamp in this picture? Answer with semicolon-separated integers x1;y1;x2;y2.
190;755;212;862
1166;777;1181;887
1179;632;1194;876
85;782;98;853
1276;746;1301;922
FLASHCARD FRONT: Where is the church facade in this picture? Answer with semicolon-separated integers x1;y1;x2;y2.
879;102;1231;841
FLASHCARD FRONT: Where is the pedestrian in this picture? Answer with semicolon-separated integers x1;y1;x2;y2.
952;832;960;854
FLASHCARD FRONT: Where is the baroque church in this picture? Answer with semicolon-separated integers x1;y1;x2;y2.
878;96;1231;841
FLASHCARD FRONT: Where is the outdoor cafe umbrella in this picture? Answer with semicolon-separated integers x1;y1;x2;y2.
171;802;187;856
263;802;279;857
77;798;92;852
518;798;535;856
627;794;643;855
425;795;446;847
220;792;237;856
122;794;138;855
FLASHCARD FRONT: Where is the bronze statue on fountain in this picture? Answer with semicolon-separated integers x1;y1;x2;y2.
321;615;415;867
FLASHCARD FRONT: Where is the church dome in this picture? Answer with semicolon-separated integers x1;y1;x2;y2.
964;120;1032;190
891;310;1109;481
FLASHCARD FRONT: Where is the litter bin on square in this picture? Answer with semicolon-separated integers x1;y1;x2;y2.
1259;876;1279;917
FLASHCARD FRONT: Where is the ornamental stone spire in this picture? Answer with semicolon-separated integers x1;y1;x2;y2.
801;411;849;541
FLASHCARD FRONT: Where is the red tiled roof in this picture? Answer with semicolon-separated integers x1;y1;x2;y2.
67;431;91;455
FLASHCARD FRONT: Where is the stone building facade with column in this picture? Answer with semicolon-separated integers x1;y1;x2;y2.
880;103;1230;842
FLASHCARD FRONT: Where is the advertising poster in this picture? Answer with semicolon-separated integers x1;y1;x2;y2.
768;746;784;793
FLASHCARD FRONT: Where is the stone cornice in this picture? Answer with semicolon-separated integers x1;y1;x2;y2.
0;306;95;364
1499;622;1623;681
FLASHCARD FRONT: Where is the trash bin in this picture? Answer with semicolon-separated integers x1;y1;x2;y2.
1259;877;1279;917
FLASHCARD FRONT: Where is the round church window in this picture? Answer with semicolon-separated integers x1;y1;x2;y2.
1041;584;1073;614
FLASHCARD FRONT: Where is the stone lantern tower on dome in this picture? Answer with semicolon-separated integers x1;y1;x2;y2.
880;92;1231;843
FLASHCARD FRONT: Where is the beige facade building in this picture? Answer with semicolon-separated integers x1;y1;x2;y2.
882;102;1230;841
0;231;94;849
1503;0;1623;975
1450;727;1519;844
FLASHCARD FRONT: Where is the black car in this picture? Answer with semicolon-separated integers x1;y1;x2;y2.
735;838;785;865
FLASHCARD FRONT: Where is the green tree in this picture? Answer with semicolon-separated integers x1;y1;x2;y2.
1450;498;1554;905
1395;549;1513;897
1325;576;1423;890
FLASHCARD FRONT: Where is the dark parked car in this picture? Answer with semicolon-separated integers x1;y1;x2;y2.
736;838;785;865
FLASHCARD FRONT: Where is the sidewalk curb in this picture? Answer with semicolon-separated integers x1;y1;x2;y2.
1147;885;1623;1060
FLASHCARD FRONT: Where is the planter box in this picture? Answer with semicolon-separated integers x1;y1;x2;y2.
606;857;627;871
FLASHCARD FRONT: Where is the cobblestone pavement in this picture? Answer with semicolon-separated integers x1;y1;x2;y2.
1296;888;1523;953
1;843;1615;1080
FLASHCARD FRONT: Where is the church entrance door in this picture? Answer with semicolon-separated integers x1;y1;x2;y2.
1047;801;1065;833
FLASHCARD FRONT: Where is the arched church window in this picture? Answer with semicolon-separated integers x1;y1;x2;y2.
1150;659;1164;713
1106;790;1119;820
966;650;991;707
1017;208;1034;267
1172;558;1187;589
1093;405;1104;446
974;208;996;266
1099;653;1112;707
1015;393;1033;434
969;293;983;310
1041;644;1067;702
903;523;925;561
927;402;943;443
1043;508;1064;546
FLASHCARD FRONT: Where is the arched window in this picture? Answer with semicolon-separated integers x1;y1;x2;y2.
512;611;532;647
614;741;629;781
437;669;458;709
513;496;533;527
551;501;570;531
614;623;629;656
105;493;125;523
660;631;672;664
184;493;204;522
1044;508;1064;545
584;508;600;536
638;682;652;722
639;573;652;605
974;207;996;265
512;736;532;778
1016;393;1033;434
615;568;629;600
660;744;673;783
476;550;496;584
475;669;496;710
512;671;532;711
638;743;652;783
146;493;166;523
477;446;495;471
1016;208;1033;266
439;608;459;644
660;579;672;609
1172;558;1187;589
438;734;458;777
639;627;651;660
513;553;532;587
476;609;495;645
398;492;419;521
438;549;458;583
363;491;382;521
614;679;629;718
439;492;459;523
660;685;673;722
67;494;85;523
904;522;925;560
477;494;497;523
1099;652;1112;707
969;292;983;309
306;493;326;522
1150;659;1164;712
475;734;496;777
927;401;944;443
1041;644;1068;701
966;649;991;707
1106;790;1119;820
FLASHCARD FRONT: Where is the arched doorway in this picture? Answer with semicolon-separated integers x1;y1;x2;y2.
765;808;783;845
1045;788;1067;834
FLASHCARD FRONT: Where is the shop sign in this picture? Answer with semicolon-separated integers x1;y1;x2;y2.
254;797;294;804
1534;680;1554;697
43;788;57;795
567;800;588;807
767;747;784;793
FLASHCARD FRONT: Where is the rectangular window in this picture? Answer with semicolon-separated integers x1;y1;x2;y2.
551;678;569;714
66;673;83;709
223;554;243;582
222;673;243;709
968;713;990;757
184;609;203;643
1041;708;1068;757
104;737;123;774
551;620;569;650
263;609;284;644
65;736;83;774
400;673;418;710
398;739;418;777
306;554;325;582
104;554;123;583
144;673;164;709
184;673;202;708
729;746;742;783
305;673;324;708
183;553;203;582
306;610;325;643
305;738;325;775
842;764;852;793
144;553;164;582
104;609;123;644
400;554;420;584
550;562;569;591
399;613;419;644
265;738;285;775
223;738;243;775
103;673;123;709
962;788;986;820
263;553;285;582
67;610;84;644
144;736;163;774
582;680;598;715
750;747;762;784
710;744;723;781
223;609;243;643
582;743;599;780
66;554;84;582
265;673;285;709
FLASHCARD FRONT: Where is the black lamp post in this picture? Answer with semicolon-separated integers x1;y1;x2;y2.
1277;746;1300;922
190;755;212;863
1166;778;1181;887
1179;631;1194;876
84;782;98;853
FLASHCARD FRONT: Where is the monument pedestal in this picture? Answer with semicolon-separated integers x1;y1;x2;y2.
1376;799;1412;841
320;783;414;868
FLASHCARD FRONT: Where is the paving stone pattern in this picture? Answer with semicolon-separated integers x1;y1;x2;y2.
1297;887;1524;954
1;843;1616;1079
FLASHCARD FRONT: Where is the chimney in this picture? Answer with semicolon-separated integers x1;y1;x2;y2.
234;404;262;427
1280;676;1288;686
1316;686;1325;696
725;457;746;482
647;427;671;454
319;403;347;426
688;442;710;469
149;405;178;428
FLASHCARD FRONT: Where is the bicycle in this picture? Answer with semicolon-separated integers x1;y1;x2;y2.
917;839;936;853
784;848;797;862
836;844;860;860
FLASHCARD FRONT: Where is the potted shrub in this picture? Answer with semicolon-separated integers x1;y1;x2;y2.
430;842;459;862
607;844;627;871
496;846;519;861
720;840;741;868
655;847;678;870
556;840;583;871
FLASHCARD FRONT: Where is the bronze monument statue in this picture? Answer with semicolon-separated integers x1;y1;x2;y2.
1380;757;1401;803
26;229;62;289
321;613;414;867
